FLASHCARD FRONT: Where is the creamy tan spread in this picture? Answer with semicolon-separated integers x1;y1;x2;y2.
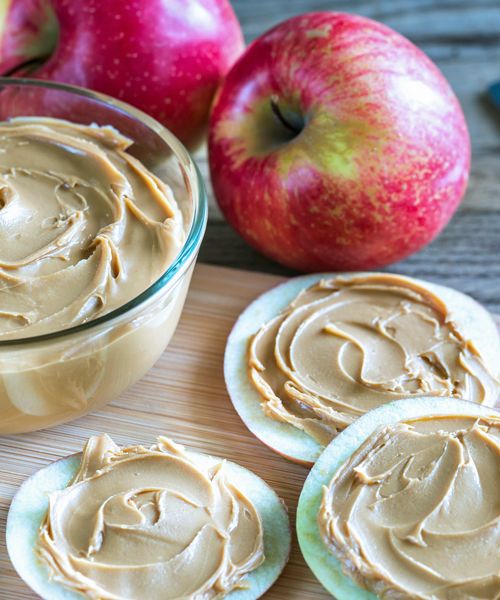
0;117;184;339
319;414;500;599
249;275;500;445
38;434;264;600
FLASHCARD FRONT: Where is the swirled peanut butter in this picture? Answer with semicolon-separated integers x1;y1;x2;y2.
38;434;264;599
249;275;500;445
319;414;500;598
0;117;184;339
0;117;191;434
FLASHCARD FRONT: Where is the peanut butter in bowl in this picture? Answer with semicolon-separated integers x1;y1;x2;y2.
0;105;205;434
0;118;185;339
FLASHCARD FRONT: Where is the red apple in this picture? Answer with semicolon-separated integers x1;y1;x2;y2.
0;0;244;148
208;12;470;271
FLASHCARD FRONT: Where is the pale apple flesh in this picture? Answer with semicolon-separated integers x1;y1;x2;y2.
224;273;500;466
209;12;470;271
296;397;499;599
0;0;244;148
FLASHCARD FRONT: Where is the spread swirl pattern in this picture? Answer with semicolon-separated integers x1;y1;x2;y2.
39;434;264;600
318;415;500;598
249;275;500;444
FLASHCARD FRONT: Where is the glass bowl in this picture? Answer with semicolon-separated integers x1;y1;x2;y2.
0;78;207;434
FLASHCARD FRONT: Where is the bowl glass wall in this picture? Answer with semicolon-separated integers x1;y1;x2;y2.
0;79;207;434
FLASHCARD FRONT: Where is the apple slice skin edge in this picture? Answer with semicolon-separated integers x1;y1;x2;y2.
6;450;291;600
224;272;500;466
224;273;327;467
296;397;499;599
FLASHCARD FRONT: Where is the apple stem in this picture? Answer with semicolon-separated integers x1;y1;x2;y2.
270;95;302;135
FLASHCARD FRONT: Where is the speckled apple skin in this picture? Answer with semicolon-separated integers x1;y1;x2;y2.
208;12;470;271
1;0;244;148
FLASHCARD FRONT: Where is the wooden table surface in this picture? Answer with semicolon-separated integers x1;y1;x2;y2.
197;0;500;312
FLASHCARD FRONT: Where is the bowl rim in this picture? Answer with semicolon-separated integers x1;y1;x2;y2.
0;77;208;347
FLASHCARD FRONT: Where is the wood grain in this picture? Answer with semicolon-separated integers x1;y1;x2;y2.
196;0;500;313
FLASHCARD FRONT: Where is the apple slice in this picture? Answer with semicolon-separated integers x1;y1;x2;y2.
296;397;499;599
224;272;500;466
7;446;291;600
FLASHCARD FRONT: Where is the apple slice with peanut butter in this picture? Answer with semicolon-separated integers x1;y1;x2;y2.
225;272;500;465
297;397;500;599
7;434;291;600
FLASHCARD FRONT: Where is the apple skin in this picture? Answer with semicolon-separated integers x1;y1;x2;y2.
0;0;244;148
208;12;470;271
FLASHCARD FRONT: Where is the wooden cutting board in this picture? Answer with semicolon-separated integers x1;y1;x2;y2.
1;263;498;600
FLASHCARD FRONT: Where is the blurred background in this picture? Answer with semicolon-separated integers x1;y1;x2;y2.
199;0;500;311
